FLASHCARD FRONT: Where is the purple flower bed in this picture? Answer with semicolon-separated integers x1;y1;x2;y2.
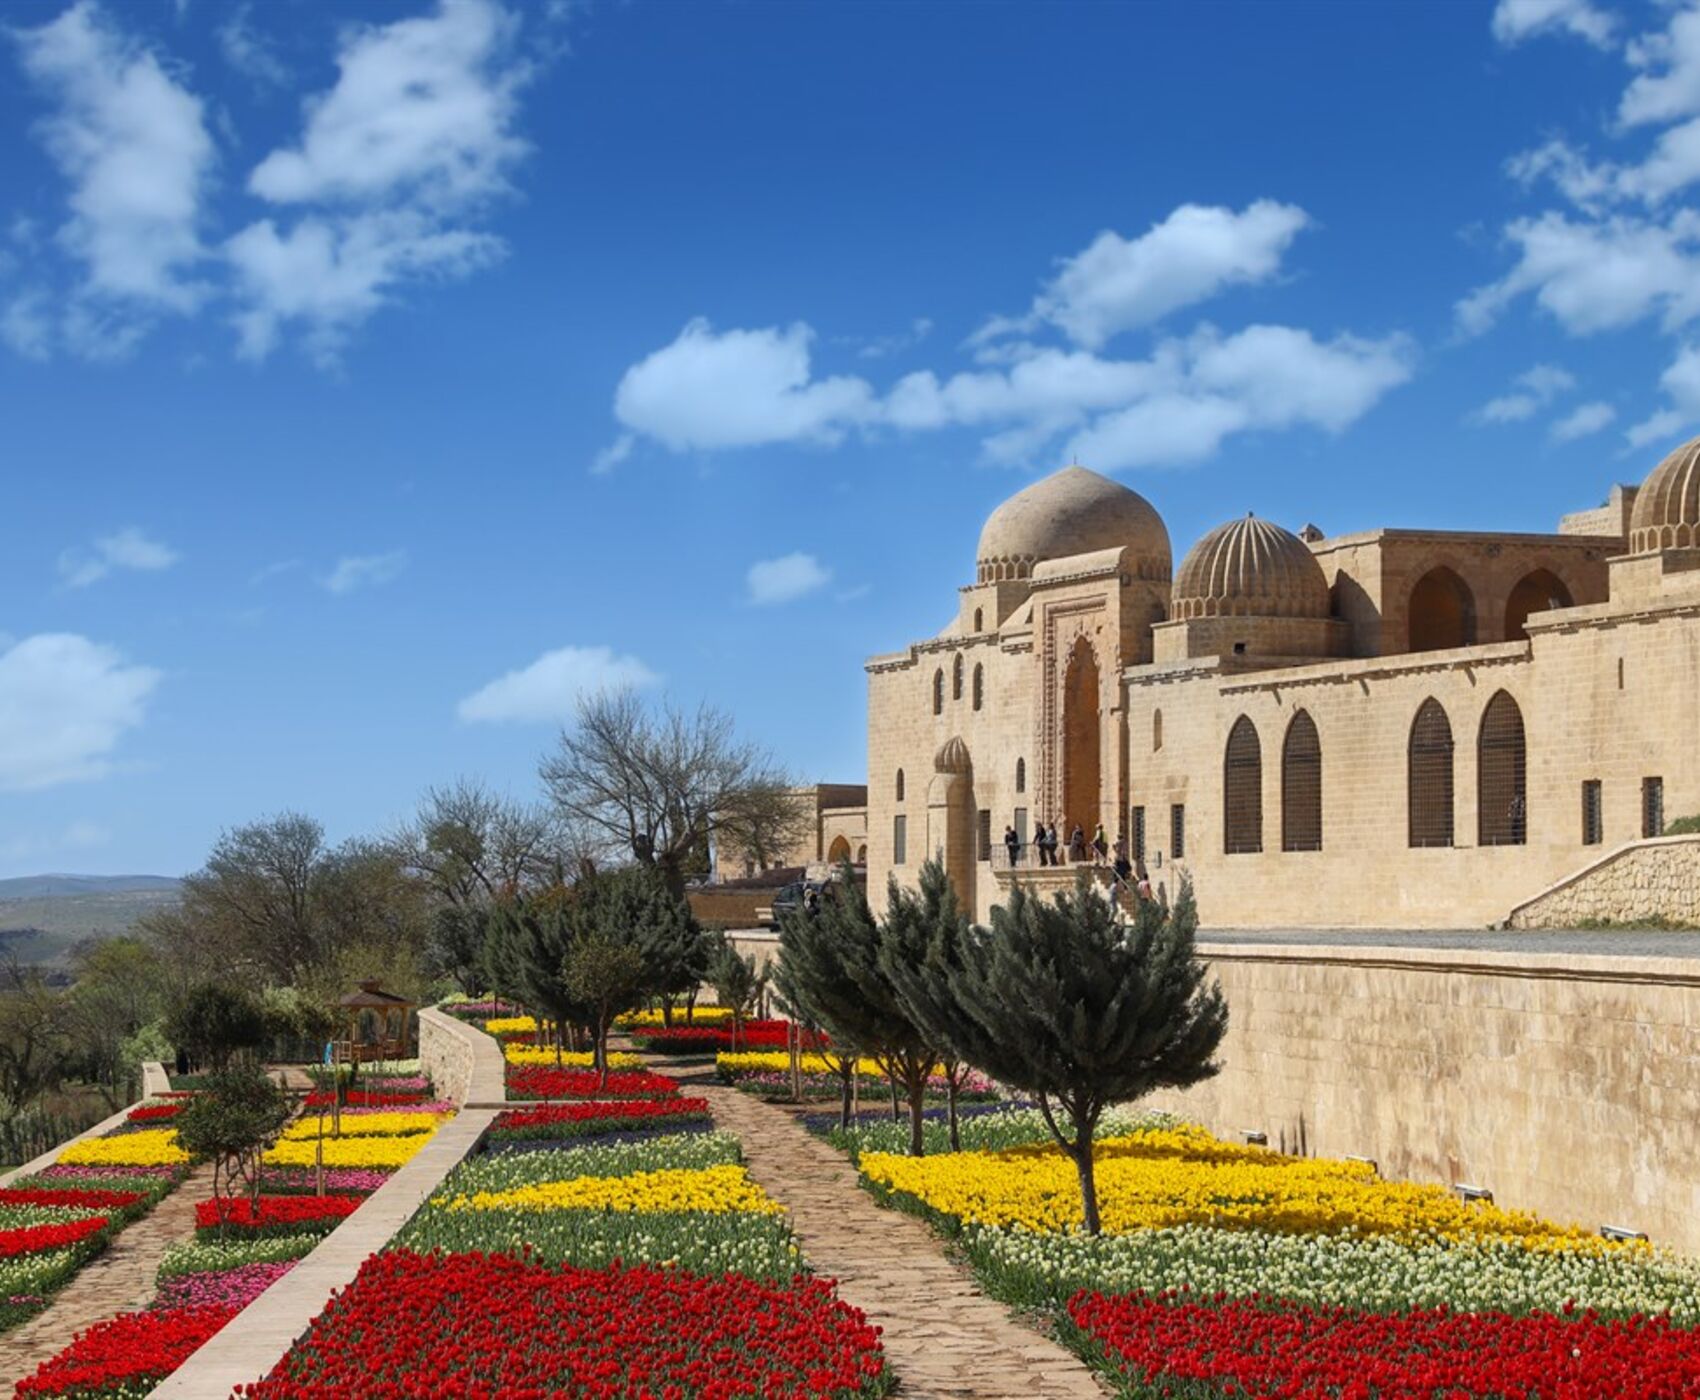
338;1101;455;1116
156;1259;296;1310
35;1163;182;1181
441;998;520;1020
360;1075;429;1094
480;1122;714;1155
257;1167;393;1195
799;1100;1029;1135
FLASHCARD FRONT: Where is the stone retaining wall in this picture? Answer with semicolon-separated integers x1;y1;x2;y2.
1508;834;1700;928
418;1006;507;1107
1163;943;1700;1255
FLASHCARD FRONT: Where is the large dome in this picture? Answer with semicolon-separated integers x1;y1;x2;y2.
1172;514;1331;621
1629;435;1700;553
976;465;1170;584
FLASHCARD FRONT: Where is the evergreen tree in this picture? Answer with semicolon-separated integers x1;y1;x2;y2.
878;860;978;1151
919;874;1226;1234
707;941;766;1050
564;930;648;1087
481;889;590;1062
772;900;866;1128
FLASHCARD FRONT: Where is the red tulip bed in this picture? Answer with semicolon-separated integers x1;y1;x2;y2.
625;1018;804;1055
196;1193;366;1239
125;1101;184;1124
485;1095;713;1148
1069;1291;1700;1399
12;1303;235;1399
503;1064;683;1101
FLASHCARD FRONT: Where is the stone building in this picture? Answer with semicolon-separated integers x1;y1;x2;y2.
711;783;868;881
865;442;1700;928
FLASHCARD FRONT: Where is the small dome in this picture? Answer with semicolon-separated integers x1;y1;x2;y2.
934;737;972;775
976;465;1170;585
1172;514;1331;621
1629;435;1700;553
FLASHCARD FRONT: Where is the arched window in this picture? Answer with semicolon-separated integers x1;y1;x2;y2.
1223;716;1262;854
973;608;983;632
932;669;943;716
1408;567;1476;652
1153;709;1164;752
1015;758;1026;794
1408;698;1455;848
972;663;984;711
895;769;905;802
827;835;852;864
1281;710;1322;852
952;654;964;701
1505;569;1573;642
1478;690;1527;846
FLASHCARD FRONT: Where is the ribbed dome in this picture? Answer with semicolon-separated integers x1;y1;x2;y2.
1172;514;1331;621
1629;435;1700;553
933;737;972;775
976;465;1170;584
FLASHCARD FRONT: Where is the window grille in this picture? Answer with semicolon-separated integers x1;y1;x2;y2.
1581;780;1603;846
1408;698;1455;848
972;664;984;712
1477;691;1527;847
977;809;992;862
1223;716;1262;855
893;815;907;866
1131;805;1146;865
1643;777;1664;838
952;655;964;701
1015;758;1025;794
932;670;943;716
895;769;905;802
1281;711;1322;852
1170;803;1186;861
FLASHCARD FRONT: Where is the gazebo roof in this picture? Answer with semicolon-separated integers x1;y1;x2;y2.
338;979;415;1010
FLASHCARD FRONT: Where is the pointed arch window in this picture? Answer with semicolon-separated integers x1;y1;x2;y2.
1408;698;1455;848
895;769;905;802
1281;710;1322;852
972;663;984;711
1153;709;1164;752
1224;716;1262;855
1478;691;1527;846
1015;757;1026;794
932;669;943;716
952;654;964;701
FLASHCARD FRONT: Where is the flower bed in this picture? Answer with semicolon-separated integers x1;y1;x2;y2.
835;1113;1700;1396
626;1017;800;1054
487;1097;712;1145
244;1251;889;1398
614;1005;734;1028
14;1304;235;1398
301;1089;434;1109
278;1110;448;1140
256;1166;392;1196
125;1101;185;1124
196;1193;364;1240
56;1127;189;1169
500;1044;642;1070
502;1065;681;1101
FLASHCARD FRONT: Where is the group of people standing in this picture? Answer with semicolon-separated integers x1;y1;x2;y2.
1002;819;1152;901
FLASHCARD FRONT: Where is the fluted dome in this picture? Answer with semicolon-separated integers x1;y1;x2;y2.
1629;435;1700;553
1172;514;1331;621
933;737;972;775
976;465;1170;584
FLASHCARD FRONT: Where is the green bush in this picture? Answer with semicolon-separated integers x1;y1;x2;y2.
167;983;267;1072
1661;813;1700;835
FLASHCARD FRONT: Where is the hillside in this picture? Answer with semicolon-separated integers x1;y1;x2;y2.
0;876;182;968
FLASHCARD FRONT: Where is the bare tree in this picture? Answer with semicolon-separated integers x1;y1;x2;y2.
400;779;571;907
539;691;807;897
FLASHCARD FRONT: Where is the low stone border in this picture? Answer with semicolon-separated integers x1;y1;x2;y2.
148;1106;497;1398
419;1006;507;1107
0;1061;170;1188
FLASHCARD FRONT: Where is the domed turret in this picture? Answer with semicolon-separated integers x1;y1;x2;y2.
976;465;1170;584
1172;514;1331;621
933;736;972;774
1629;435;1700;553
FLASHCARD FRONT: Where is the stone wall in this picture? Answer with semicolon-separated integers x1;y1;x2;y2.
1508;835;1700;928
1162;943;1700;1254
419;1006;507;1107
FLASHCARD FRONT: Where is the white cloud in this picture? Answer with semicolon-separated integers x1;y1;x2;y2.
229;0;528;361
217;4;289;89
1626;406;1687;447
1;290;53;361
0;633;159;790
1620;8;1700;129
57;526;179;588
747;552;831;605
1470;363;1575;423
322;550;406;594
852;316;933;360
457;644;659;724
1492;0;1616;49
588;432;634;475
1625;343;1700;444
0;819;109;864
614;319;875;451
977;201;1310;350
13;1;214;333
1549;399;1617;440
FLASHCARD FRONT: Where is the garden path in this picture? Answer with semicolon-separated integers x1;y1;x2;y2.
0;1163;213;1390
654;1056;1110;1400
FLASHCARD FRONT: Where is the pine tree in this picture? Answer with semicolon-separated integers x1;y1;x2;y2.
879;860;978;1151
708;942;766;1050
481;888;591;1062
921;874;1226;1234
773;893;868;1128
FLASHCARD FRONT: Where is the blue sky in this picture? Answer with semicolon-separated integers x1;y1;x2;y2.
0;0;1692;877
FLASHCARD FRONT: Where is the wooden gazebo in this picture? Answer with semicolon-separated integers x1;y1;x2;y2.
337;980;416;1066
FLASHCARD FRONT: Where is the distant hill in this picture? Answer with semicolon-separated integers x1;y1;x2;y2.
0;875;183;968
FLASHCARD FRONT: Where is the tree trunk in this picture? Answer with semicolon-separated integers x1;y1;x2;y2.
907;1074;926;1157
838;1060;853;1130
888;1072;901;1123
661;994;674;1029
1070;1142;1102;1236
596;1021;609;1089
946;1071;960;1152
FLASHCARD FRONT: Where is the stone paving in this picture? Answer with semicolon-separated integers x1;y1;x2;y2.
656;1057;1110;1400
0;1163;212;1390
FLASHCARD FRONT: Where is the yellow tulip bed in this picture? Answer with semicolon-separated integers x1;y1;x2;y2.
437;1163;786;1218
502;1045;643;1070
58;1128;190;1169
279;1111;448;1141
718;1050;889;1079
263;1132;436;1171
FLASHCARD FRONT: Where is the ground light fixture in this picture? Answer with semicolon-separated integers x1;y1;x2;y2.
1453;1183;1494;1204
1345;1154;1379;1175
1241;1129;1268;1145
